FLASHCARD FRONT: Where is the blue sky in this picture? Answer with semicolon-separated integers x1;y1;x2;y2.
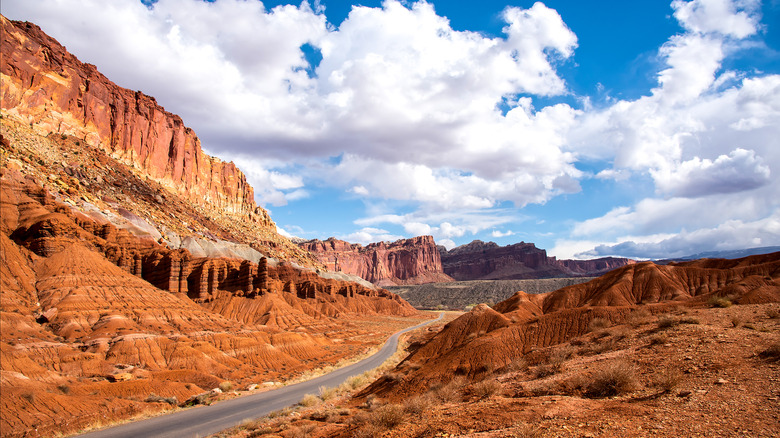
4;0;780;259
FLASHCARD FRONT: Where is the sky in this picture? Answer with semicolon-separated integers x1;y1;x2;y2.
3;0;780;259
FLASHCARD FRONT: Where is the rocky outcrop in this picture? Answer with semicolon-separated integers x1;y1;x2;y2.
300;236;454;286
0;16;322;269
440;240;635;280
0;16;256;216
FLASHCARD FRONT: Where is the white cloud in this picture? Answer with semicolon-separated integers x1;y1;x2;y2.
652;148;770;197
337;228;403;245
578;210;780;259
491;230;515;238
672;0;759;38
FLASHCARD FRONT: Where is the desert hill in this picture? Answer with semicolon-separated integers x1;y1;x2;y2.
364;253;780;395
213;252;780;438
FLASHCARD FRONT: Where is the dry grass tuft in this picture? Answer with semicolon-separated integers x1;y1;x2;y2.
430;376;467;402
626;308;652;327
298;393;320;408
368;403;405;429
708;295;733;308
656;314;678;329
218;381;233;392
583;360;639;398
472;379;502;398
648;333;668;346
513;422;542;438
402;394;433;416
588;317;611;332
653;368;684;393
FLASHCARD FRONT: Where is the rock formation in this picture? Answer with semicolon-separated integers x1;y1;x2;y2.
0;15;321;268
440;240;635;280
0;160;417;437
300;236;454;286
360;251;780;400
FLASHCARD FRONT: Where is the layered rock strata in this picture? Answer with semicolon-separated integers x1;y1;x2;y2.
300;236;454;286
440;240;635;280
0;17;254;215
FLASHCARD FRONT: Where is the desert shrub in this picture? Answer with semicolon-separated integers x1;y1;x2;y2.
57;384;71;395
402;394;432;415
533;362;561;378
588;317;610;332
609;327;631;341
319;386;337;401
218;381;234;392
513;422;542;438
503;357;529;374
285;424;316;438
430;377;466;402
589;338;617;355
759;343;780;362
352;424;385;438
679;316;700;325
299;393;320;407
657;315;678;329
731;316;743;328
145;393;178;405
766;308;780;319
472;379;502;398
368;403;405;429
583;360;638;398
708;296;733;308
648;333;668;346
626;308;652;328
653;368;683;393
345;374;367;390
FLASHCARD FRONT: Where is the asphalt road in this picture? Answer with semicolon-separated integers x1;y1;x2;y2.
76;313;443;438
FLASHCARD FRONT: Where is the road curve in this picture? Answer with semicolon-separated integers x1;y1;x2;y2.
76;313;443;438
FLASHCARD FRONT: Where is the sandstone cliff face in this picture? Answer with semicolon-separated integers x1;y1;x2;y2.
0;17;255;216
440;240;635;280
300;236;454;286
0;16;323;268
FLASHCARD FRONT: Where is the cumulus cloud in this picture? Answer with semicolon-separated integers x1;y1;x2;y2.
672;0;759;38
652;148;770;197
491;230;515;238
337;228;403;245
577;209;780;259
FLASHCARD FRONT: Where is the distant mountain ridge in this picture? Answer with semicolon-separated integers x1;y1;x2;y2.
657;246;780;264
303;237;635;285
440;240;635;281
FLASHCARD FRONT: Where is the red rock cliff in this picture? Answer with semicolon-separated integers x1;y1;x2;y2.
300;236;454;286
0;17;255;215
440;240;635;280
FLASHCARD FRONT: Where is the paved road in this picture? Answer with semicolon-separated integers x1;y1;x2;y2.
77;313;443;438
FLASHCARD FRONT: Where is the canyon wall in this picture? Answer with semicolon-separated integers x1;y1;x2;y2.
0;17;257;217
300;236;454;286
440;240;635;281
